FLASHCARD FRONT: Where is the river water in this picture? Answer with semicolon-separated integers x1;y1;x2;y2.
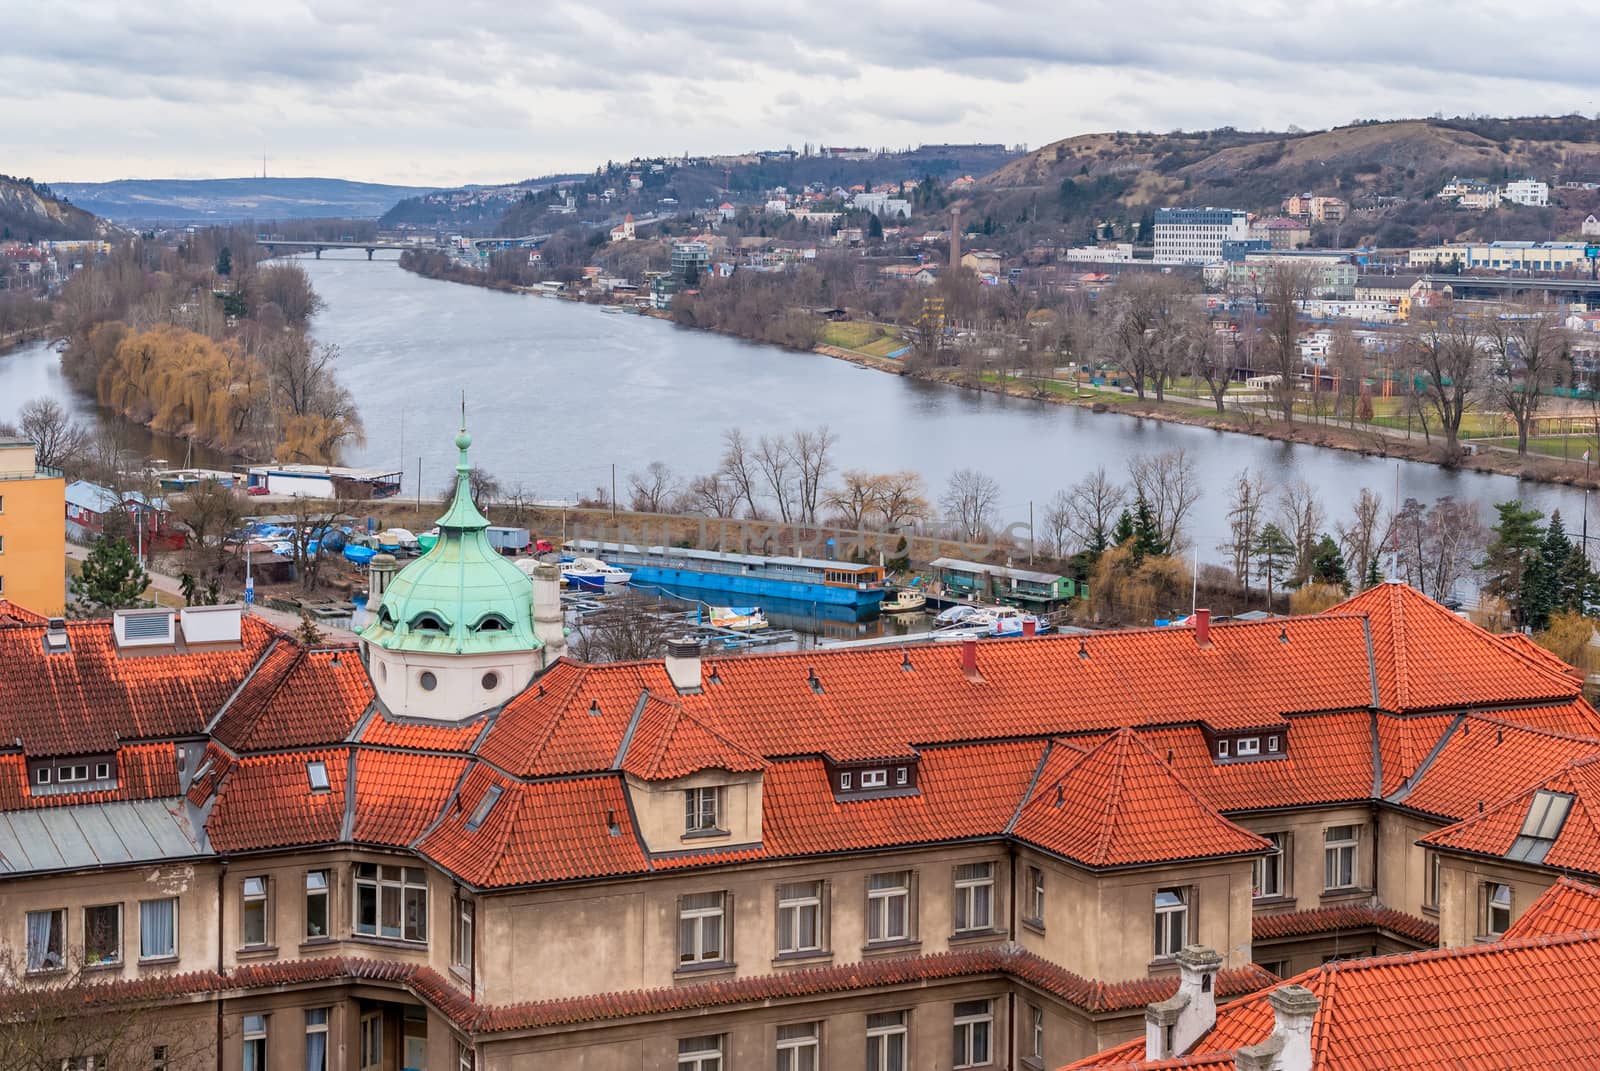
2;251;1593;570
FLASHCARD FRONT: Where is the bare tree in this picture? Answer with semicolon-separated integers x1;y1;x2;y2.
1041;489;1074;558
790;425;836;524
1103;273;1187;402
627;461;680;513
1327;320;1366;422
824;471;885;529
11;397;89;473
170;478;242;590
1392;496;1482;600
437;468;501;513
570;591;679;663
1061;467;1127;556
941;468;1002;541
1409;300;1481;452
286;494;358;593
1335;487;1392;589
718;428;762;518
1276;479;1326;586
1259;263;1314;422
1188;313;1236;414
1221;468;1269;588
873;471;930;530
683;473;739;518
1484;300;1568;455
754;434;797;522
1127;449;1200;552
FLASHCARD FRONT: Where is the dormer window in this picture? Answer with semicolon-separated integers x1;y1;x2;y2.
1267;735;1280;753
410;612;449;632
472;613;511;632
685;787;721;834
1209;725;1289;764
35;767;50;785
827;756;919;799
1217;740;1229;758
840;772;852;790
1236;737;1260;757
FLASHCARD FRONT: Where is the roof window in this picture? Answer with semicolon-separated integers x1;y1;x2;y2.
1508;790;1574;863
307;761;331;793
466;784;504;831
472;613;511;632
409;612;450;632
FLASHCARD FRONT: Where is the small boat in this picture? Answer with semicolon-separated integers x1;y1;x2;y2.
600;305;623;314
706;605;769;631
562;557;632;591
967;605;1050;637
344;544;377;566
881;589;927;615
934;604;984;628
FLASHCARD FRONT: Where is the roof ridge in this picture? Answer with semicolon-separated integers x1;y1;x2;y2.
1089;732;1130;865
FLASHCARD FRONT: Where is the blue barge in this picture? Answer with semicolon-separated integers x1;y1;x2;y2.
568;540;886;609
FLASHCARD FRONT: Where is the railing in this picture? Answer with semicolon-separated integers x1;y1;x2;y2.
0;464;62;481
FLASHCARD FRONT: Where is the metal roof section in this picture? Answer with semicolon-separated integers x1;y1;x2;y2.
0;798;208;875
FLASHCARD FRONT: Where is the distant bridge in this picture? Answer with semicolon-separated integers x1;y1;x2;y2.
253;239;414;260
1419;273;1600;301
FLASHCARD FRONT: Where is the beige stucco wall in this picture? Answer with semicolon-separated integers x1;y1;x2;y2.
1232;806;1375;913
628;771;764;853
1435;855;1556;948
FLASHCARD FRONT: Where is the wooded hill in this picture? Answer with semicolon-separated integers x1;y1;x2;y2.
0;176;113;241
966;115;1600;249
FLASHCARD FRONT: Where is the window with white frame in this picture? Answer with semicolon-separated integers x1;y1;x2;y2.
953;862;994;932
867;871;911;943
305;870;330;939
455;1040;474;1071
840;771;852;790
353;863;427;941
1253;833;1285;898
1029;1003;1044;1063
1154;887;1189;959
241;876;269;946
1025;865;1045;924
684;787;720;833
677;1035;722;1071
1482;882;1513;936
867;1011;908;1071
776;1022;819;1071
139;897;177;960
305;1008;329;1071
1424;850;1441;909
452;895;474;972
1235;736;1260;756
84;903;120;966
776;881;823;955
1323;825;1359;890
242;1014;267;1071
953;999;993;1068
25;908;64;971
677;892;726;965
860;768;888;788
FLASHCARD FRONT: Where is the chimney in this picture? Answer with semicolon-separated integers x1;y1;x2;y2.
530;562;567;663
960;637;980;679
664;636;704;693
42;617;70;654
1022;617;1037;637
369;553;399;604
1234;985;1319;1071
1144;945;1223;1061
180;604;243;648
1195;607;1211;647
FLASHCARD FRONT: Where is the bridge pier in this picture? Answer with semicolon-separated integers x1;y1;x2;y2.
366;248;375;260
314;246;323;259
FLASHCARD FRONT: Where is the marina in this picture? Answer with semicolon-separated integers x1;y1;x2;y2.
567;539;887;610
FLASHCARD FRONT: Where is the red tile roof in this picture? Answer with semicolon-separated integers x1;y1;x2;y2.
0;742;181;810
1069;931;1600;1069
211;642;371;751
351;750;468;847
1392;716;1599;820
205;749;348;851
0;598;47;625
359;707;488;751
1419;753;1600;876
1011;731;1271;867
617;696;765;781
1503;877;1600;939
1251;904;1438;946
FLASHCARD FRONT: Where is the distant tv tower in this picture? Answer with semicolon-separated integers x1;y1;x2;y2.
262;153;267;179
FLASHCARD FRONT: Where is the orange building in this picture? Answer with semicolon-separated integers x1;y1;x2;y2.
0;435;66;615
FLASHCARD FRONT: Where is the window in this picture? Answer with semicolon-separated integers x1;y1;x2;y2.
840;772;852;790
95;762;111;780
1154;887;1189;959
1509;790;1574;862
418;671;437;691
867;1011;908;1071
242;876;269;946
677;892;726;965
1216;739;1229;758
1025;866;1045;925
139;897;177;960
896;766;908;785
35;766;49;785
953;862;994;932
777;882;823;955
1424;850;1441;910
684;787;720;834
353;864;427;942
1324;825;1359;890
25;908;64;971
58;764;90;783
867;871;911;943
1267;735;1280;753
677;1035;722;1071
84;903;121;966
861;768;887;788
452;896;474;972
1236;737;1260;756
1253;833;1285;899
307;761;330;793
455;1040;474;1071
776;1022;819;1071
242;1014;267;1071
359;1014;381;1070
305;870;330;939
305;1008;329;1071
1482;882;1513;936
953;999;993;1068
466;785;502;831
152;1045;168;1070
1028;1003;1044;1063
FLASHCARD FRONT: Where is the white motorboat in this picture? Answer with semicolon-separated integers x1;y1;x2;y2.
561;557;632;591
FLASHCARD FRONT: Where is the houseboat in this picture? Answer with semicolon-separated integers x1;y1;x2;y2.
928;557;1081;608
568;540;886;609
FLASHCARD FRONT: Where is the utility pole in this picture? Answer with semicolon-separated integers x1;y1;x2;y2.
610;464;617;523
1028;501;1034;565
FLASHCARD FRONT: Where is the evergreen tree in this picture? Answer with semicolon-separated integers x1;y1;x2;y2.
1252;523;1294;605
70;536;149;614
296;609;326;646
1131;496;1167;560
1539;511;1596;622
1364;555;1381;590
1480;501;1546;628
215;246;232;276
1310;534;1349;589
1111;508;1136;549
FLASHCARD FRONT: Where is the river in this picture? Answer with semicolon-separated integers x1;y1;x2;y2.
3;251;1594;573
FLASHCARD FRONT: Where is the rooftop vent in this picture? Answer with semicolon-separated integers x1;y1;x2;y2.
43;617;69;654
114;608;176;651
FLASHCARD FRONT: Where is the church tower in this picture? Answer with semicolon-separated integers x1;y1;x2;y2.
359;424;550;720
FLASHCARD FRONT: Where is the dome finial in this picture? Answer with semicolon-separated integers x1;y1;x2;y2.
455;392;472;463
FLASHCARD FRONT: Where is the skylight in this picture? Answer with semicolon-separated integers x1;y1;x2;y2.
1507;790;1574;863
466;784;504;830
307;761;331;793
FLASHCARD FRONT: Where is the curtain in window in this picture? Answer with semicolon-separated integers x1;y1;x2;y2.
25;911;55;969
305;1031;326;1071
141;899;175;958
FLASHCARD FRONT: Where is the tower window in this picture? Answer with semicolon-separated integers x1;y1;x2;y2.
481;671;500;691
410;613;449;632
419;671;438;691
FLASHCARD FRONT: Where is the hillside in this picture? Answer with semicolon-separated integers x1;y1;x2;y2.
0;176;112;241
971;116;1600;248
51;177;441;223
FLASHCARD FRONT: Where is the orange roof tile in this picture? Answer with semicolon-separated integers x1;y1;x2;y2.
1503;877;1600;939
1392;716;1600;820
211;642;371;751
1251;904;1438;945
1420;753;1600;876
359;708;488;751
205;749;347;851
1071;931;1600;1069
617;696;765;780
351;750;468;847
0;598;47;625
1011;731;1271;868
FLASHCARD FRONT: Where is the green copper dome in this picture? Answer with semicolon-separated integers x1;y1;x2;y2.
360;425;540;656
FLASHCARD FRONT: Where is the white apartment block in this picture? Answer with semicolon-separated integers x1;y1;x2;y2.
1153;207;1248;265
1502;179;1550;207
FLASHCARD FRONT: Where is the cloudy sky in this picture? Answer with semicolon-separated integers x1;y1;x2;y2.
7;0;1598;187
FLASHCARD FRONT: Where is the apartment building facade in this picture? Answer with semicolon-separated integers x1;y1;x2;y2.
4;437;1600;1070
0;436;65;615
1153;208;1249;265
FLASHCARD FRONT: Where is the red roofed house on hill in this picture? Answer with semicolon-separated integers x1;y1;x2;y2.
4;433;1600;1068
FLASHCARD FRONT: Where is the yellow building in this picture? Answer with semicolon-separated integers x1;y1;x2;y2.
0;436;66;615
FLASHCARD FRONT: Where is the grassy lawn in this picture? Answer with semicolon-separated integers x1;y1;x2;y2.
819;321;889;350
858;335;908;358
1477;435;1600;461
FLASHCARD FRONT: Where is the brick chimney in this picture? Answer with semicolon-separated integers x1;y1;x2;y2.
1235;984;1319;1071
665;636;704;694
960;637;981;680
1144;945;1223;1060
1195;607;1211;648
